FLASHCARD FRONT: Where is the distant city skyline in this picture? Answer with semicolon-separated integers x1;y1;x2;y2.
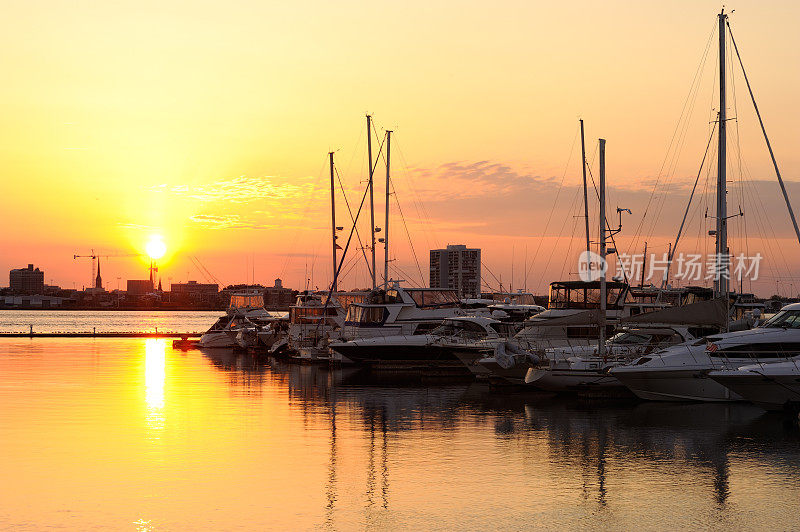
2;2;800;297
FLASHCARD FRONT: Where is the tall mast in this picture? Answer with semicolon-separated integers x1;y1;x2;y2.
598;138;607;359
329;151;337;293
715;9;728;297
367;115;377;289
384;131;392;290
580;119;590;257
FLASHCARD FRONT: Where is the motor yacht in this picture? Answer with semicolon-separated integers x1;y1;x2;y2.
525;324;703;392
197;290;272;348
329;315;511;374
611;303;800;402
340;283;465;340
708;358;800;411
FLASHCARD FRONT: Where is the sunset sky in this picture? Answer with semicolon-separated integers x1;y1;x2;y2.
2;1;799;296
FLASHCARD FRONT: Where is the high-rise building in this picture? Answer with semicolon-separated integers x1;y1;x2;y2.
429;245;481;298
10;264;45;294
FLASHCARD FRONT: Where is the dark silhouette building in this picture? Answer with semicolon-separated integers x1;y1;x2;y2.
263;278;296;310
10;264;45;294
171;281;219;306
127;279;154;295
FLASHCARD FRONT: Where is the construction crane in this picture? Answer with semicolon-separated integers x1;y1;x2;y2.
73;250;141;290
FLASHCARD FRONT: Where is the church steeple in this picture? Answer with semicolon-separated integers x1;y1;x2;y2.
95;260;102;289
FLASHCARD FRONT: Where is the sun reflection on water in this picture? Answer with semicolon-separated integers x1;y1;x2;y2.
144;338;166;410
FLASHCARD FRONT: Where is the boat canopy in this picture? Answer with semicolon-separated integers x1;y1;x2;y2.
548;281;628;310
621;298;728;327
404;289;460;308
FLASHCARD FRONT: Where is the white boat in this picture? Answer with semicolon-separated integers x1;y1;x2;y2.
329;316;514;374
285;290;367;361
525;298;732;393
611;303;800;402
525;324;702;392
708;359;800;411
341;284;465;340
197;290;272;348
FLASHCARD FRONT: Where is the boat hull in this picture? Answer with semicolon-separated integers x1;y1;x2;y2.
477;357;529;385
708;372;800;411
525;367;624;392
330;342;471;374
611;366;742;402
198;331;237;348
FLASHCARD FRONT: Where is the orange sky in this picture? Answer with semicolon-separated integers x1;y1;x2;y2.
1;1;799;296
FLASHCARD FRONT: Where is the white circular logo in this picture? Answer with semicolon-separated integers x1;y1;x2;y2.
577;250;607;282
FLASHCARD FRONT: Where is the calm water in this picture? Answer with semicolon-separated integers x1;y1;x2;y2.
2;336;800;529
0;310;221;334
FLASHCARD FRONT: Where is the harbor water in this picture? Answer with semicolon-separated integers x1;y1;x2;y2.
1;314;800;530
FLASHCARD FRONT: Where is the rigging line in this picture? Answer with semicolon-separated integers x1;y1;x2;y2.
390;264;422;288
390;178;426;287
525;124;580;282
627;21;717;254
740;163;790;282
559;210;581;279
727;22;800;246
536;179;584;290
637;41;715;254
394;137;441;252
665;121;718;283
279;153;329;279
481;261;505;293
315;153;381;336
584;162;630;285
641;71;710;249
335;164;373;278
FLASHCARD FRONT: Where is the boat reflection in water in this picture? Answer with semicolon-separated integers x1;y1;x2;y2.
200;351;800;529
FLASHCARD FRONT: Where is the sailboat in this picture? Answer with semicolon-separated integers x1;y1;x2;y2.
611;9;800;402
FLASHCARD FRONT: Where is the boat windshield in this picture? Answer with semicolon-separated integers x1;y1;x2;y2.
345;305;388;326
407;289;460;308
230;293;264;309
431;320;488;339
609;332;651;345
289;305;338;324
761;310;800;329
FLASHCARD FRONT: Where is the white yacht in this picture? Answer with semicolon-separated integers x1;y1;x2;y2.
197;290;272;348
340;284;465;340
329;316;515;373
282;290;367;361
708;359;800;411
525;325;703;392
611;303;800;402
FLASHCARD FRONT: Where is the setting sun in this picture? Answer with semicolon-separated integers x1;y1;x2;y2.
145;236;167;260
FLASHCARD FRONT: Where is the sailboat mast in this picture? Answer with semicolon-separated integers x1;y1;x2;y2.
367;115;377;289
329;151;337;293
580;119;590;256
598;138;607;359
715;9;729;297
384;131;392;290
